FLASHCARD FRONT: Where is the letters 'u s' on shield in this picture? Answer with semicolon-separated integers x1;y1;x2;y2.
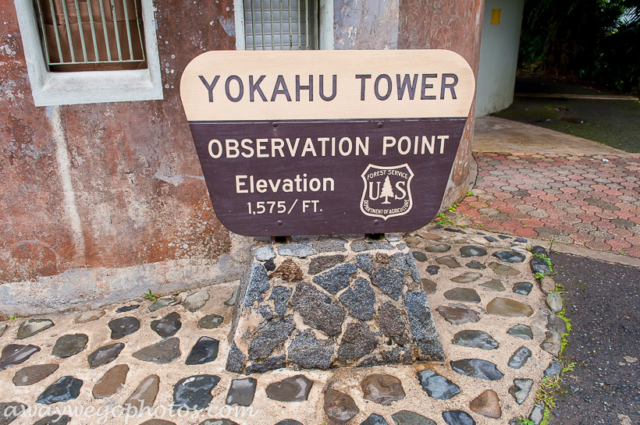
180;50;475;236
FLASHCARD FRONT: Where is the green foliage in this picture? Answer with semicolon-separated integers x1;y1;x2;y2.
142;289;158;302
519;418;535;425
520;0;640;92
536;376;560;408
448;202;460;213
466;190;475;197
9;316;16;321
435;212;455;226
535;272;546;280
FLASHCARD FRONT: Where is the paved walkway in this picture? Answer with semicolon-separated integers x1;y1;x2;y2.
456;117;640;259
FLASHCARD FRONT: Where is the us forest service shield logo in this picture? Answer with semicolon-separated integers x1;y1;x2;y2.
360;164;414;220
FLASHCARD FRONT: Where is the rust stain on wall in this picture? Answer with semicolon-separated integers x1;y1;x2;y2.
0;0;237;283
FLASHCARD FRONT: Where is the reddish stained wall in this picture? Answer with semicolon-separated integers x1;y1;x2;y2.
0;0;236;283
398;0;485;207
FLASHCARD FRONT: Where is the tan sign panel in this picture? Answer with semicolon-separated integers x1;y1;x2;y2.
181;50;475;121
180;50;475;236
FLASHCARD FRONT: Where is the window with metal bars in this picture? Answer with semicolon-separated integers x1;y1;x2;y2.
34;0;147;72
243;0;319;50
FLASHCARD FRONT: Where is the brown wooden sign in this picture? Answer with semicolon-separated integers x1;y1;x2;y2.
180;50;475;236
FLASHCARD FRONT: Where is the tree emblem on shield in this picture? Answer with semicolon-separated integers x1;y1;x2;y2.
360;164;415;220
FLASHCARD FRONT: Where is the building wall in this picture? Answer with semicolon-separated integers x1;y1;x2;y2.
476;0;525;116
0;0;484;316
0;0;251;316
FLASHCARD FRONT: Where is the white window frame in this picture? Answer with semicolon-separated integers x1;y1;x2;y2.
233;0;334;50
14;0;163;106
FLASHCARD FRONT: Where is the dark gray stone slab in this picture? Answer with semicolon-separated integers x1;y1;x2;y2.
493;251;526;263
288;330;334;370
361;374;405;406
291;283;345;337
88;343;125;368
270;286;293;317
417;370;460;400
0;402;26;425
371;267;404;301
133;338;181;364
356;253;373;274
339;278;376;321
391;410;436;425
541;331;561;356
425;244;451;253
507;324;534;340
508;346;532;369
377;302;409;345
444;288;481;303
247;316;295;360
0;344;41;371
225;342;245;373
460;246;487;257
465;260;486;270
36;376;83;405
266;375;314;402
151;312;182;338
531;257;551;276
242;263;270;308
452;330;499;350
545;360;563;377
199;420;238;425
0;324;6;338
186;337;219;365
436;256;460;268
315;237;347;253
404;253;422;282
93;364;129;399
245;355;286;374
124;375;160;411
312;263;357;295
361;414;389;425
404;291;445;361
351;239;394;252
442;411;475;425
412;251;427;262
308;255;346;275
33;415;72;425
436;304;480;326
484;236;498;242
173;375;220;410
513;282;534;295
531;246;548;256
226;378;257;406
451;272;482;283
264;259;276;271
277;243;316;258
116;305;140;313
108;317;140;340
509;379;534;404
337;322;378;363
198;314;224;329
13;364;58;386
426;265;440;275
324;388;359;423
17;319;54;340
52;334;88;359
451;359;503;381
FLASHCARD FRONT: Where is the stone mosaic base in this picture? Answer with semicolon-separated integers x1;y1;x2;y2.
226;236;444;374
0;228;563;425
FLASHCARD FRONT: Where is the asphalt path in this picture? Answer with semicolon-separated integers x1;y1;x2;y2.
548;252;640;424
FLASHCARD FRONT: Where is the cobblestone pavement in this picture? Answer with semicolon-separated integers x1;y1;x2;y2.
455;153;640;258
0;230;563;425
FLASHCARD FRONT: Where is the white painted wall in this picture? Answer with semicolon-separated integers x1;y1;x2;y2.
475;0;525;117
